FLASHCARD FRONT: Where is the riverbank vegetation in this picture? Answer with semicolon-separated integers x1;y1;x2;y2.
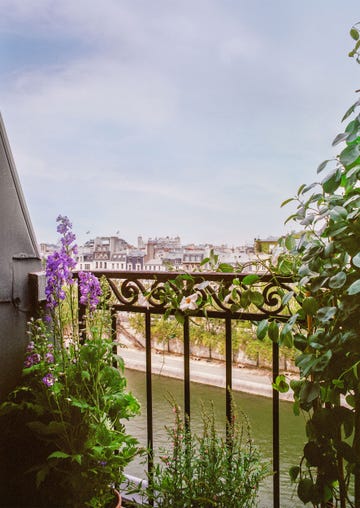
127;313;295;371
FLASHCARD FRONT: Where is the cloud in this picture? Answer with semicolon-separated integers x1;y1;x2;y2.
1;0;359;247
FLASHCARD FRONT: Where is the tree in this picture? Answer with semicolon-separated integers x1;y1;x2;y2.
267;24;360;507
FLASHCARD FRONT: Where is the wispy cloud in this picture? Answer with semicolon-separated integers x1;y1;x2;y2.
0;0;359;245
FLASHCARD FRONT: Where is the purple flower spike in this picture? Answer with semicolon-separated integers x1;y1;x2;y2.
45;215;78;310
78;271;102;312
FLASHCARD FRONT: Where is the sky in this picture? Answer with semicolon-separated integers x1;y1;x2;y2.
0;1;359;247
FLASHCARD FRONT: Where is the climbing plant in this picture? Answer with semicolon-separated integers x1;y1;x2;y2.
263;24;360;507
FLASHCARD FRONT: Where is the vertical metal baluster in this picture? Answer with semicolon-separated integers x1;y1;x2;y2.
111;308;117;367
225;315;233;443
273;340;280;508
183;315;190;425
145;311;154;502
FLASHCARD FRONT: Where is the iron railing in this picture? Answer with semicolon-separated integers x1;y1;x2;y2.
76;270;295;508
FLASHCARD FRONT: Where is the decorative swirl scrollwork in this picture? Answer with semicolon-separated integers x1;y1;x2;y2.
106;273;295;319
259;282;286;314
108;278;146;306
146;281;168;309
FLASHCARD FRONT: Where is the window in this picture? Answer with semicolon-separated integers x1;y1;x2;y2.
85;264;91;270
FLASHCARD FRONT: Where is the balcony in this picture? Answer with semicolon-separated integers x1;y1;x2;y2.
69;269;294;507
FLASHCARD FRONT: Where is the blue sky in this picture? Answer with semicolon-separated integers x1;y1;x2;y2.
0;1;359;246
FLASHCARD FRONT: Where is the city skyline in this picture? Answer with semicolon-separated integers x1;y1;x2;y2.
0;1;359;246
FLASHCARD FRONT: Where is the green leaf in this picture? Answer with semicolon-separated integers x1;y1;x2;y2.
297;183;306;195
273;374;289;393
174;310;185;324
257;319;268;341
346;394;356;408
317;160;330;174
289;466;300;482
347;279;360;295
280;325;293;348
352;252;360;267
302;297;318;315
322;168;342;193
242;274;260;285
342;99;360;122
299;380;320;404
297;478;314;504
268;321;279;342
313;349;332;372
296;353;317;377
282;290;294;306
240;290;251;308
285;235;296;250
332;132;349;146
48;451;71;460
339;144;360;166
317;306;337;323
280;197;295;207
36;466;49;489
218;263;234;273
329;205;347;221
249;291;264;307
293;399;300;416
328;271;347;289
71;399;91;410
346;164;360;179
351;28;360;40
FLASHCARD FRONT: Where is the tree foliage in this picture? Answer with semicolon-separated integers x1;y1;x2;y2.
266;24;360;507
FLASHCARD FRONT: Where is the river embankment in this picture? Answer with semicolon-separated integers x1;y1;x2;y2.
119;336;295;402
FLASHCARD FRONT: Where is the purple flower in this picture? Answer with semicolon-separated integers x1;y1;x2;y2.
45;352;54;364
24;357;33;368
56;215;72;235
42;373;55;387
24;352;41;367
78;271;102;312
26;341;35;352
45;216;78;310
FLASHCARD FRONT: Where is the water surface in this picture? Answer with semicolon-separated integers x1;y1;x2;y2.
124;369;306;507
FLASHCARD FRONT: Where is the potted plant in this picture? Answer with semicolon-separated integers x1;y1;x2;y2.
133;399;268;507
0;215;140;507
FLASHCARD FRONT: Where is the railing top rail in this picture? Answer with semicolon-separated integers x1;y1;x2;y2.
74;269;293;284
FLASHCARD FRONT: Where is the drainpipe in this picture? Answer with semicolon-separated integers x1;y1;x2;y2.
0;114;42;398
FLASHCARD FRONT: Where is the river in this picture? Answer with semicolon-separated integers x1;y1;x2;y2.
124;368;307;507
